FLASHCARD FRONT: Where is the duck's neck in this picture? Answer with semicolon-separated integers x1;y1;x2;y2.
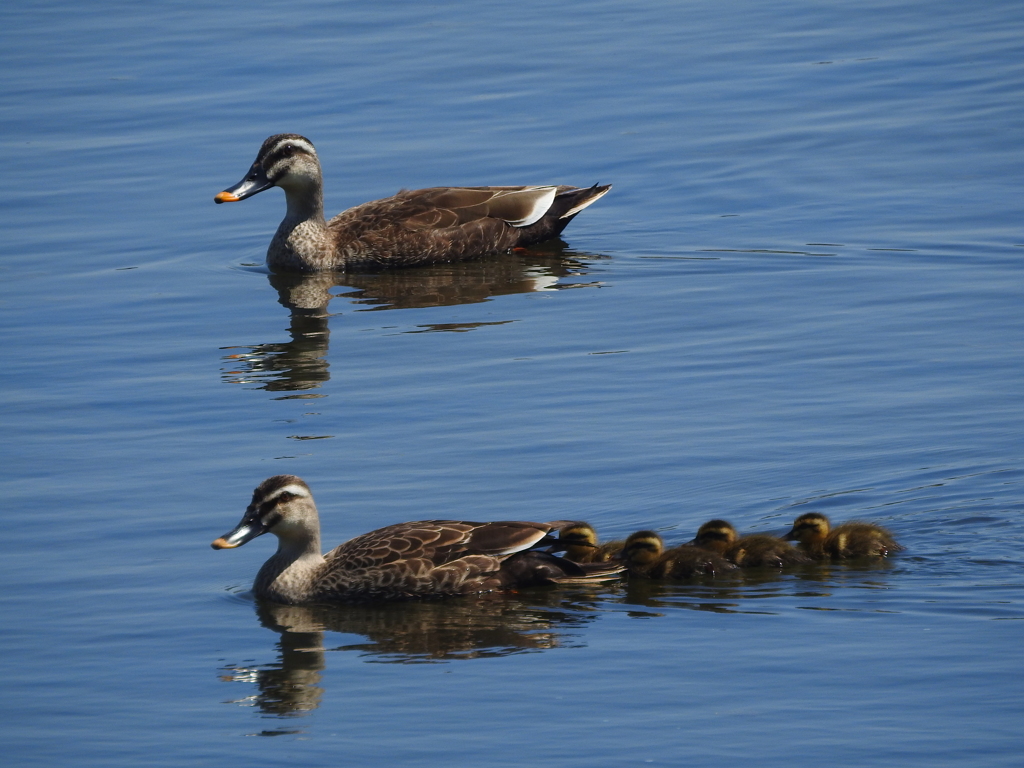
254;531;326;604
268;179;338;272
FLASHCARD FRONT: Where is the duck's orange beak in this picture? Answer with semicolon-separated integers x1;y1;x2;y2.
214;160;274;204
211;508;268;550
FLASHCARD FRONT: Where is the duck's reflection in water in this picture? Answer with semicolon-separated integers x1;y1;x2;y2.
619;559;898;616
219;589;607;717
221;243;607;392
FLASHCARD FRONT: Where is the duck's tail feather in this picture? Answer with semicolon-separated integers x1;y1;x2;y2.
544;560;626;584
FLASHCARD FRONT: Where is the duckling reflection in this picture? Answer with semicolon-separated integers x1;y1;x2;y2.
221;244;606;392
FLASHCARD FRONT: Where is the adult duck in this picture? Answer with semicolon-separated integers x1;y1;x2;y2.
212;475;624;603
215;134;611;272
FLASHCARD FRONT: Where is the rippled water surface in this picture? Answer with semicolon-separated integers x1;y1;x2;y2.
2;1;1022;766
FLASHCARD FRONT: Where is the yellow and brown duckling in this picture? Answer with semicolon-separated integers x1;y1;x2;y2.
782;511;904;559
212;475;624;604
690;519;811;568
619;530;736;579
215;134;611;273
555;522;624;564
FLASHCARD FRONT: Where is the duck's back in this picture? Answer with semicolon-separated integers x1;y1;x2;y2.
326;185;609;269
315;520;548;601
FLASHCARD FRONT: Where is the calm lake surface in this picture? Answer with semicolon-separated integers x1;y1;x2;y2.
2;1;1022;765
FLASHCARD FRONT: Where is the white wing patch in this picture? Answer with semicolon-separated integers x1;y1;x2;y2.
500;186;557;227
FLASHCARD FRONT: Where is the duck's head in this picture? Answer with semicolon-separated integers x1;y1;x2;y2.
689;519;737;554
215;134;323;205
558;522;599;558
782;512;830;545
212;474;319;550
619;530;664;566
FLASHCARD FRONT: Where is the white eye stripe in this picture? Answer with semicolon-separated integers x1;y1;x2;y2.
265;484;310;501
271;138;316;156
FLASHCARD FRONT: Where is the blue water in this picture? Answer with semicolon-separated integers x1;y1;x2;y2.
2;1;1022;766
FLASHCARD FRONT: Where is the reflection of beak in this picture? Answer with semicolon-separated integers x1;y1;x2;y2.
211;510;268;549
214;161;274;204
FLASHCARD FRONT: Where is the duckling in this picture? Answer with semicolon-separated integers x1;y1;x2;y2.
782;511;904;559
555;522;624;564
690;519;811;568
211;475;624;604
619;530;736;579
215;134;611;273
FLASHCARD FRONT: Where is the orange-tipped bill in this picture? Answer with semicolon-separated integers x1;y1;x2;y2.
211;512;267;550
214;160;273;204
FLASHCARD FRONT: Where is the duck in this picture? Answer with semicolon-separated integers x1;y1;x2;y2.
782;511;904;559
211;475;624;603
689;519;811;568
214;134;612;273
618;530;736;579
554;522;624;564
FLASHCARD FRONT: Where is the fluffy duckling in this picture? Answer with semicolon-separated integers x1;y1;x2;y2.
782;511;904;559
556;522;624;564
215;134;611;272
619;530;736;579
690;519;811;568
212;475;624;603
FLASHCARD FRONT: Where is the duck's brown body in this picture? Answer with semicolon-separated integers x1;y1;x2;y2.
216;134;611;273
212;476;623;604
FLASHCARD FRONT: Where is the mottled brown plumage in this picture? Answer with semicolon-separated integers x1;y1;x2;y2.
690;519;810;568
782;512;904;559
555;522;624;564
619;530;736;579
215;134;611;272
211;475;623;603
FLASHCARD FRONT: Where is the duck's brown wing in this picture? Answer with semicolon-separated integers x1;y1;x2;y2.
314;520;556;600
327;185;611;266
324;520;554;567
